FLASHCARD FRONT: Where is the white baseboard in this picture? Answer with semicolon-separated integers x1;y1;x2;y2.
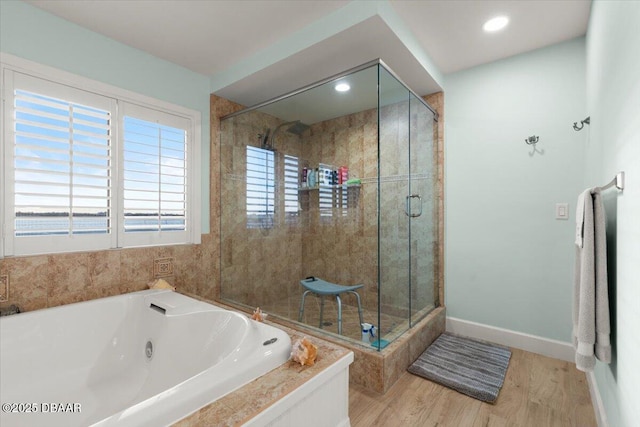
446;317;575;362
586;371;608;427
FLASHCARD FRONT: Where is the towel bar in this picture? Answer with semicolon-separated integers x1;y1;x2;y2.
600;171;625;191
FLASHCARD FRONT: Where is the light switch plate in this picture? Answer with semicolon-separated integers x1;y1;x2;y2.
556;203;569;220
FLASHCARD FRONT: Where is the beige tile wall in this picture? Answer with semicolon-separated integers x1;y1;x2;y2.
217;92;444;322
424;92;445;306
219;108;304;309
0;245;206;312
301;109;378;312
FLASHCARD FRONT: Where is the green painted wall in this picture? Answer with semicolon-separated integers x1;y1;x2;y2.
586;1;640;426
444;38;587;342
0;0;212;232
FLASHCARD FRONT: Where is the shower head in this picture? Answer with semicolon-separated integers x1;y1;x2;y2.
285;120;310;136
269;120;309;149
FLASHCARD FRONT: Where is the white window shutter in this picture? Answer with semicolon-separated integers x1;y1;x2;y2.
6;72;114;255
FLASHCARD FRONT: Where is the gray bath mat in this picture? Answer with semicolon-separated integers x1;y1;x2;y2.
408;332;511;403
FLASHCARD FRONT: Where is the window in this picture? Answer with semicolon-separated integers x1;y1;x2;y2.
246;146;275;229
1;60;201;256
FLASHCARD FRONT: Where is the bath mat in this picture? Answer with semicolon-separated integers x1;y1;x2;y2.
408;333;511;403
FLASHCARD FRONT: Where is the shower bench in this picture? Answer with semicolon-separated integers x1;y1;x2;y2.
298;277;364;335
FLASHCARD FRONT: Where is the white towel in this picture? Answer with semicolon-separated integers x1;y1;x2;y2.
592;189;611;364
575;190;587;247
572;188;611;372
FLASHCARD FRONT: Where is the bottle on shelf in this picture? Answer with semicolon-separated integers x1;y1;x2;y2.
339;166;349;184
307;168;316;188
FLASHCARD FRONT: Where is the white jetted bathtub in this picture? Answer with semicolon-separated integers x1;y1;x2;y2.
0;290;292;427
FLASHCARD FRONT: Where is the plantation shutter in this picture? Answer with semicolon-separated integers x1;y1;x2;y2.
6;73;114;255
2;62;202;257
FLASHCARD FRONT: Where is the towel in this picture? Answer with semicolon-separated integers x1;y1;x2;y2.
575;190;586;247
572;188;611;372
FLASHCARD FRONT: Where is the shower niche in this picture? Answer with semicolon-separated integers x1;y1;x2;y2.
219;60;440;352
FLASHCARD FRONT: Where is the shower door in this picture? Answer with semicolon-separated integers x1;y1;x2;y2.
378;66;437;346
408;93;437;325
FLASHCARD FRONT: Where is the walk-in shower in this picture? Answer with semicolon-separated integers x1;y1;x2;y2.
219;60;439;352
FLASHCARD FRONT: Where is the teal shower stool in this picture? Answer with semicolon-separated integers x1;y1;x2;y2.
298;277;364;335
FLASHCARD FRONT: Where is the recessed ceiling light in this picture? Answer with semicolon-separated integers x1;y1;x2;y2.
483;16;509;33
335;82;350;92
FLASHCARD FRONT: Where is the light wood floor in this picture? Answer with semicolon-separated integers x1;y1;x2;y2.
349;348;597;427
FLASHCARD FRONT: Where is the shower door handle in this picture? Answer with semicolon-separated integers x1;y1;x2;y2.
405;194;423;218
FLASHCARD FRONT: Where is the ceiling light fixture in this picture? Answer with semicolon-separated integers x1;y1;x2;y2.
483;16;509;33
335;82;350;92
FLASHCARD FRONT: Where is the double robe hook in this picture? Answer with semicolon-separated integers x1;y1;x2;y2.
525;135;539;145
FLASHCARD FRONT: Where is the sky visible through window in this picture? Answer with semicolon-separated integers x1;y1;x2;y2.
123;117;187;233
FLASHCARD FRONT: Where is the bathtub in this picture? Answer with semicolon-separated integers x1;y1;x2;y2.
0;290;292;427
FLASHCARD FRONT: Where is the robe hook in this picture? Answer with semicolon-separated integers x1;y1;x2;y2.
525;135;539;145
573;116;590;131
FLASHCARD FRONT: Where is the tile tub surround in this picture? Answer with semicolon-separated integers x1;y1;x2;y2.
0;242;215;313
172;293;353;427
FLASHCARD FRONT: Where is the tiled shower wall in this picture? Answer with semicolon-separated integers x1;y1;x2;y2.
299;109;378;312
218;94;444;319
219;108;304;310
425;92;445;306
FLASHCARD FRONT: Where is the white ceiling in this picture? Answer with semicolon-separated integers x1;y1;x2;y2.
391;0;591;75
25;0;350;77
25;0;591;107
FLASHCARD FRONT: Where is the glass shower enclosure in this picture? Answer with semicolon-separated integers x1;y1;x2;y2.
219;60;438;350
